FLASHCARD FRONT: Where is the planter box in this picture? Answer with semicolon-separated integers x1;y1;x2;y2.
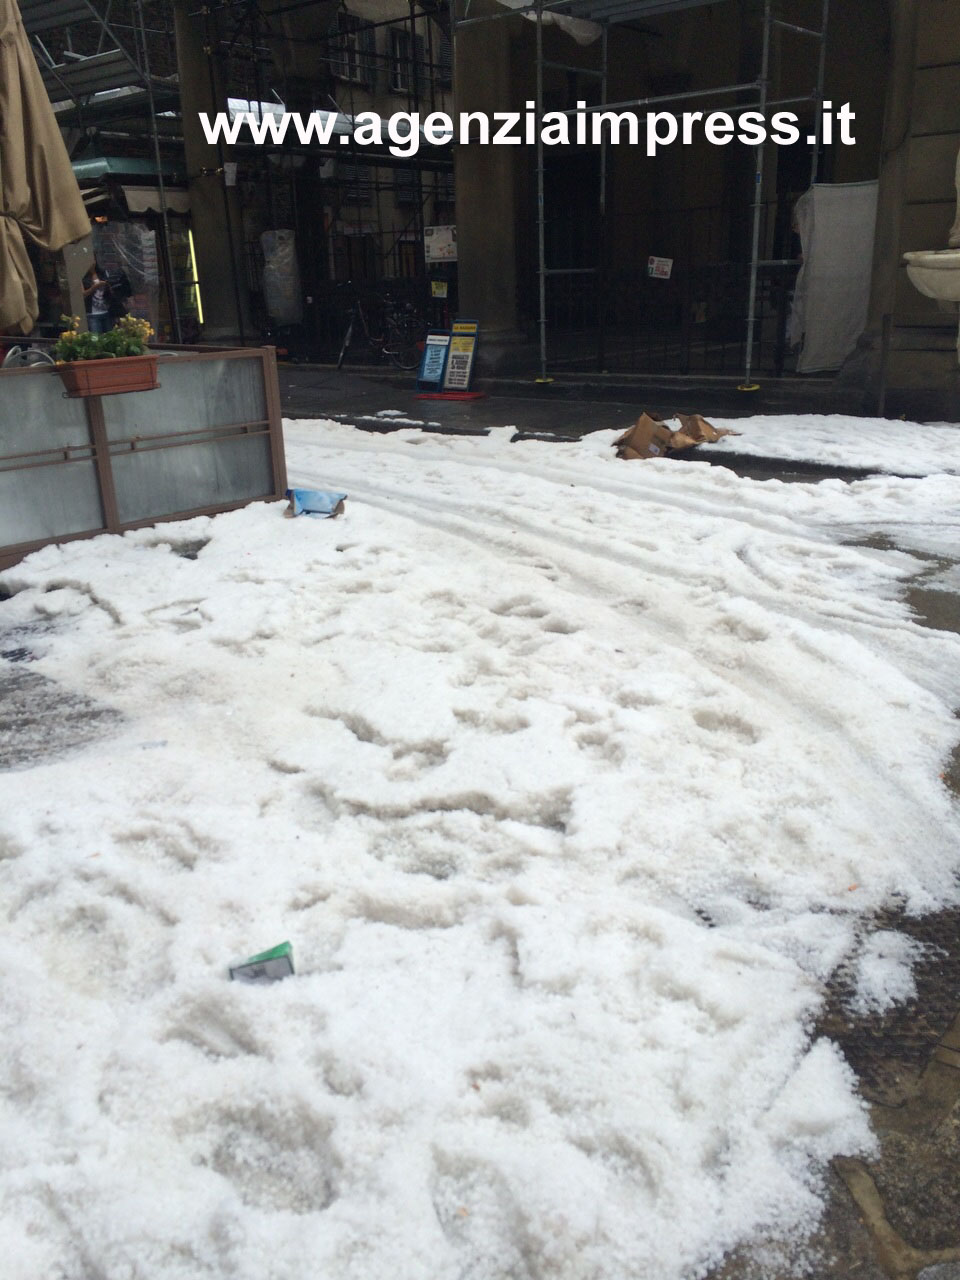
58;354;159;398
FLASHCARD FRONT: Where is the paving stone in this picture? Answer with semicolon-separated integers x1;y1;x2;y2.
0;664;121;770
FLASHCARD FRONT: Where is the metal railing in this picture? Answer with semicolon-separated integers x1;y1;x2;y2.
536;259;800;377
517;195;803;377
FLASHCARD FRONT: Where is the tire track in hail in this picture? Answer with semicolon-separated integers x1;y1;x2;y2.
293;458;922;651
293;462;948;804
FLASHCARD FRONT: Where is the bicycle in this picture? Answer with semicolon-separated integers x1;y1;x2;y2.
336;289;425;372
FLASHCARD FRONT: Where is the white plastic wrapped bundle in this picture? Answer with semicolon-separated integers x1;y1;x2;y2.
788;181;878;373
261;228;303;326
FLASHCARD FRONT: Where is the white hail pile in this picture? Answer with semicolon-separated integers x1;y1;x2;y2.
1;417;958;1280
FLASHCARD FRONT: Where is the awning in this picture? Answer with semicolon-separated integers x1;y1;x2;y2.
0;0;91;333
122;185;190;215
72;155;185;182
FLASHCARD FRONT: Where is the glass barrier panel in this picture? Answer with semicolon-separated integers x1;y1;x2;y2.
0;369;92;454
0;462;104;546
111;434;274;525
101;356;268;441
0;371;104;545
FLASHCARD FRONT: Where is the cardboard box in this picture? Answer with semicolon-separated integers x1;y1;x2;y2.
615;413;677;460
229;940;295;984
615;411;738;461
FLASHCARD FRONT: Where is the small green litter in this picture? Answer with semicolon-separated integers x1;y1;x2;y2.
229;941;294;984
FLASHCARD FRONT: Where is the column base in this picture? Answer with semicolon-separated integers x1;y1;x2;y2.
475;330;540;377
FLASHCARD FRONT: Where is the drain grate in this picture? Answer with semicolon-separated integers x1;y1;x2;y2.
818;906;960;1104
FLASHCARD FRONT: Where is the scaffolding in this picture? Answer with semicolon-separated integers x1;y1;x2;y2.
200;0;456;338
21;0;455;352
451;0;830;386
24;0;831;371
19;0;186;339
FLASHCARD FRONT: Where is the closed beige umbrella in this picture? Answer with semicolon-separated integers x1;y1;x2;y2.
1;0;91;333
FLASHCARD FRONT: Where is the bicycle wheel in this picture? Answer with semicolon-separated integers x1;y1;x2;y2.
383;309;424;371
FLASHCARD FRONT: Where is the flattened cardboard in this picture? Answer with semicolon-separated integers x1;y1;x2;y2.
615;411;739;461
674;413;738;444
667;430;699;450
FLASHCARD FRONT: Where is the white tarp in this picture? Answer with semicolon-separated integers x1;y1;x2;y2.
90;220;160;335
495;0;602;44
122;185;190;215
788;181;879;373
260;228;302;327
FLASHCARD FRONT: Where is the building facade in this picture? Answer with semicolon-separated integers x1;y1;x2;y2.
19;0;960;416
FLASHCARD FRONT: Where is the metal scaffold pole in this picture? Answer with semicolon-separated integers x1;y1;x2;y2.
810;0;831;185
202;3;247;344
596;23;608;373
409;0;426;274
136;0;182;343
535;0;548;382
740;0;772;392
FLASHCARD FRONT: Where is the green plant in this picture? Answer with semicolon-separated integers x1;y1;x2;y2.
53;314;154;362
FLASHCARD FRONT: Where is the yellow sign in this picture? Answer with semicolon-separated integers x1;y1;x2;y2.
443;320;479;390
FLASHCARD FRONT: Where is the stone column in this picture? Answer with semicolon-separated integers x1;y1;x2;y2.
173;0;253;343
835;0;916;409
453;4;525;361
865;0;919;333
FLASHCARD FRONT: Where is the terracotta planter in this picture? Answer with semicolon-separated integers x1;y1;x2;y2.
58;354;159;398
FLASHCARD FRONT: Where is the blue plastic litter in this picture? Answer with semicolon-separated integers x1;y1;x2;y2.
286;488;347;518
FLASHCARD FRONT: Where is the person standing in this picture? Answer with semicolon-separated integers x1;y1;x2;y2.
82;262;113;333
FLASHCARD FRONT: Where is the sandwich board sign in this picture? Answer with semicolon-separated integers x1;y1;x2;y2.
417;331;452;391
442;320;479;392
